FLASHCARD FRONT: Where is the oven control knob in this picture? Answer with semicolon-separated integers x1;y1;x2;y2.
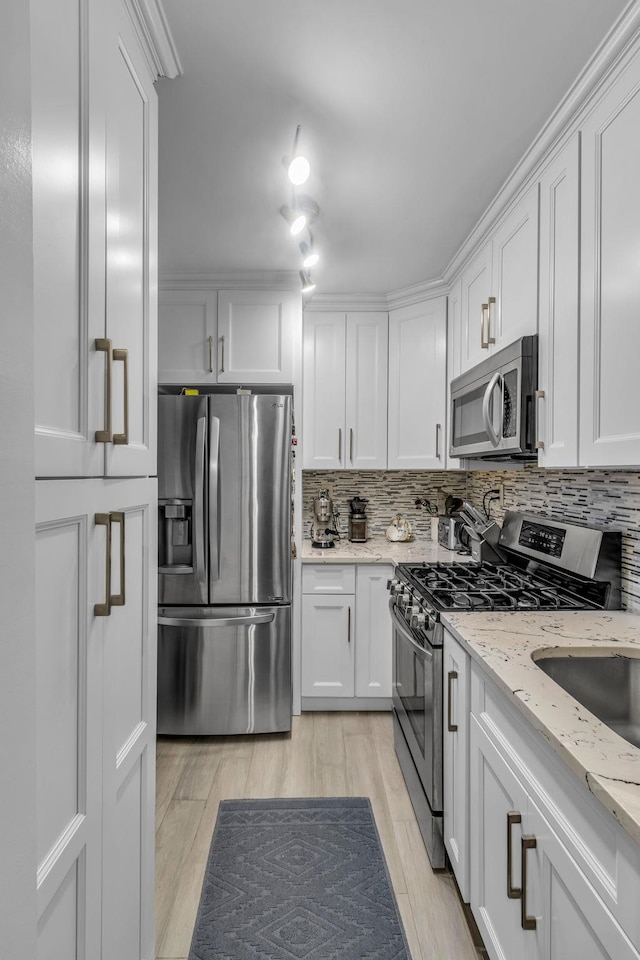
409;605;420;618
386;578;399;591
410;612;426;628
398;592;411;608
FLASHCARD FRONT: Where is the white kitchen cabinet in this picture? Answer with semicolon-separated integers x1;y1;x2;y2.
446;280;463;469
537;134;580;467
580;45;640;466
35;476;157;960
301;564;392;706
460;186;539;373
303;311;388;469
443;628;470;901
158;291;218;383
387;296;447;469
217;289;297;383
32;0;157;479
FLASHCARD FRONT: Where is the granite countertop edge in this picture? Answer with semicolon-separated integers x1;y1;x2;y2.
300;536;466;565
441;610;640;847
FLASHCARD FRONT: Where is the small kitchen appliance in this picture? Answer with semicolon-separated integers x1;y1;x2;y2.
437;515;465;551
387;509;621;869
311;489;340;548
348;496;369;543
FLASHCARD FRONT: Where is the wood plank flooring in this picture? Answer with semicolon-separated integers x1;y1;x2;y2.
155;711;484;960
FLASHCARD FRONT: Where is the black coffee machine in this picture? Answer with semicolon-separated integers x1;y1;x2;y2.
348;497;369;543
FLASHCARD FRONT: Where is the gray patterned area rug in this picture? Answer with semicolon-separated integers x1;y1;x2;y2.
188;797;411;960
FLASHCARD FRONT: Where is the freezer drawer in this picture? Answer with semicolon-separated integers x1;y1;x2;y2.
157;605;291;735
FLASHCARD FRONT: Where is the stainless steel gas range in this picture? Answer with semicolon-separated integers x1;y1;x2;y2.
388;510;622;869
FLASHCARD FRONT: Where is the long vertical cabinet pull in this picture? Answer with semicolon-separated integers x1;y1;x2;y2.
338;428;342;464
534;390;545;450
521;835;537;930
349;427;354;464
347;606;351;643
112;348;129;444
435;423;442;460
507;811;522;899
480;304;489;349
486;296;496;345
94;513;112;616
109;512;126;606
219;335;225;373
447;670;458;731
209;416;221;581
95;339;113;442
208;335;214;373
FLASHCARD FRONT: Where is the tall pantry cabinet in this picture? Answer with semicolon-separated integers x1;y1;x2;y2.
31;0;166;957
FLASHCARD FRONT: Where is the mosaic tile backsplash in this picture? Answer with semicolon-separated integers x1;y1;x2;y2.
303;468;640;612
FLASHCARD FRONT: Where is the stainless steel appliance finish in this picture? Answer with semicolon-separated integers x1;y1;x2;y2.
387;509;621;869
157;392;292;734
535;655;640;749
311;488;340;548
348;496;369;543
157;606;291;735
450;336;538;461
437;515;464;551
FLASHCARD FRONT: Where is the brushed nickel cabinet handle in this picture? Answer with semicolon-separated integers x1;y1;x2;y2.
435;423;442;460
95;338;113;443
112;348;129;445
109;512;125;607
208;335;214;373
447;670;458;732
534;390;545;450
347;606;351;643
487;296;496;345
338;428;342;463
480;303;489;349
94;513;112;617
350;427;354;463
507;811;522;899
220;335;225;373
521;835;537;930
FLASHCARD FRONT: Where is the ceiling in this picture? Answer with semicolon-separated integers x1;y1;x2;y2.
157;0;629;296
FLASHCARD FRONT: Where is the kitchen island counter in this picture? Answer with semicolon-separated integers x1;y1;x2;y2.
442;609;640;845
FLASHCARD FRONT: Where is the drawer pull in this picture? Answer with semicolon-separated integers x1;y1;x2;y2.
507;811;522;899
521;835;537;930
447;670;458;732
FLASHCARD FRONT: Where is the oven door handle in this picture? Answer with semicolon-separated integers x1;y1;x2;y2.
389;600;433;661
482;371;502;448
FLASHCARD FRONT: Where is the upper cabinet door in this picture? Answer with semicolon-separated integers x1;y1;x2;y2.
158;290;218;383
217;290;297;383
446;280;463;469
302;313;347;469
104;2;158;478
580;49;640;467
345;312;388;470
537;135;580;468
32;0;105;478
490;184;539;350
388;297;447;469
460;242;492;372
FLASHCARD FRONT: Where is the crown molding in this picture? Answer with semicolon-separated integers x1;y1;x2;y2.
443;0;640;284
303;293;389;312
125;0;183;80
160;270;300;291
386;276;448;311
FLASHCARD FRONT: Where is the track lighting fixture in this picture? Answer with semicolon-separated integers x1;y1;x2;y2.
279;195;320;237
299;271;316;294
299;233;319;269
283;125;310;186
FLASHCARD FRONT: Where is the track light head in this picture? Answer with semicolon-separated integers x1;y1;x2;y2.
299;235;319;269
283;124;311;186
280;196;320;237
299;270;316;294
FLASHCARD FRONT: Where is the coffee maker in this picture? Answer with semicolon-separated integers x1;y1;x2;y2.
311;489;340;548
348;496;369;543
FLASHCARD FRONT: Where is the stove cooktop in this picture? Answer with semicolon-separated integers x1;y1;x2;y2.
397;561;588;613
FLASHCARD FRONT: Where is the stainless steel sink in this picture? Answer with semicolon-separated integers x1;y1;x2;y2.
534;654;640;749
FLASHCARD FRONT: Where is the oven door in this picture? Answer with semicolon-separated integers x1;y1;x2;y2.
390;601;442;812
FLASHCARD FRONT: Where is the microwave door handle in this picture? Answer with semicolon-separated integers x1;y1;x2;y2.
482;372;502;447
194;416;207;582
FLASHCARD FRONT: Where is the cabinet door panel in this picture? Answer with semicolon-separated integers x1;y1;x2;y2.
302;313;346;468
217;290;297;383
158;291;217;383
461;245;492;371
345;313;388;469
388;298;447;469
32;0;104;478
491;186;539;349
301;595;354;697
354;565;393;698
104;10;157;477
446;281;463;469
581;54;640;465
538;136;580;467
443;630;470;901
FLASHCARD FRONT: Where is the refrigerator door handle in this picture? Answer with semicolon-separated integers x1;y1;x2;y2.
158;613;276;628
194;416;207;582
209;415;221;581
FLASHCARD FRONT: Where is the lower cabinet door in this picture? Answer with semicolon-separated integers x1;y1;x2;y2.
354;565;393;697
469;716;533;960
443;629;470;902
301;594;355;697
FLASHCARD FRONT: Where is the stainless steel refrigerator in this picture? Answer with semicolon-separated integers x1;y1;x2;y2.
157;393;292;735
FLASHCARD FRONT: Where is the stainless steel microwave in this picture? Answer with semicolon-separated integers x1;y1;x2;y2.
449;336;538;461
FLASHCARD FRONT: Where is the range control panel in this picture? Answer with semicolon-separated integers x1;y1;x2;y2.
518;519;566;558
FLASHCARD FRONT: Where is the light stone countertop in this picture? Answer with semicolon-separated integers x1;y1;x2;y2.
301;535;467;565
442;610;640;845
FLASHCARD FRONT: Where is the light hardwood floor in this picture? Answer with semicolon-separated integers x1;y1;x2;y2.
155;711;484;960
